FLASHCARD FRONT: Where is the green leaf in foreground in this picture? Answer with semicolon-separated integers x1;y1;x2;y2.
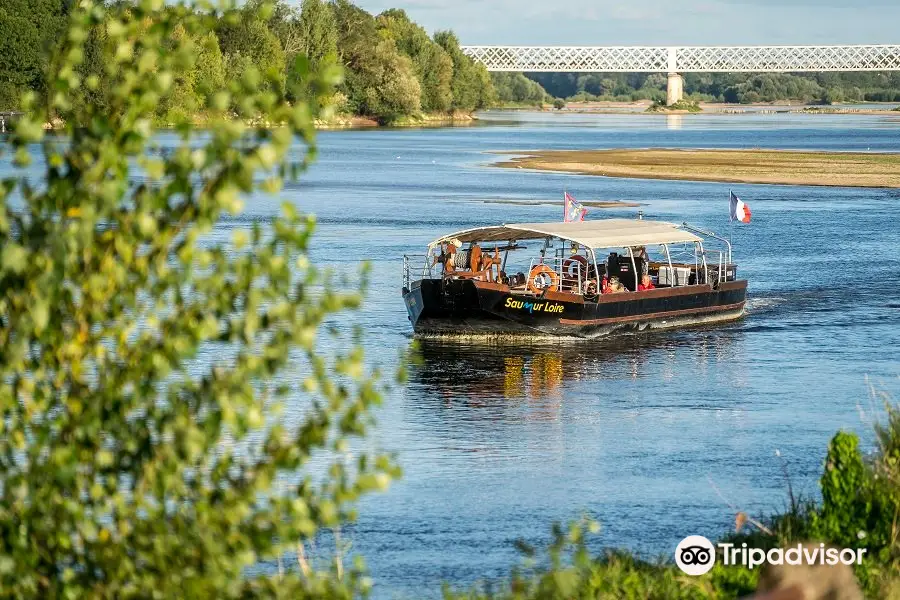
0;1;397;598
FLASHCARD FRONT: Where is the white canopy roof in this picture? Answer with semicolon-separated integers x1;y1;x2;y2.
429;219;703;250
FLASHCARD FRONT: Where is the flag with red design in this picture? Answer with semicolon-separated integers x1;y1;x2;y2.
564;191;587;222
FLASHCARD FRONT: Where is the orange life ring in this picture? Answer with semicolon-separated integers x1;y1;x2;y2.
527;264;559;294
563;255;589;280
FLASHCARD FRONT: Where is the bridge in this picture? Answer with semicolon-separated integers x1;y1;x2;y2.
460;45;900;104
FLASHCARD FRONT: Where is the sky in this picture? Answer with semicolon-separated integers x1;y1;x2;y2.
351;0;900;46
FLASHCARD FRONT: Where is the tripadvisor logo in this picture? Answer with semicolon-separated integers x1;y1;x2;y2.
675;535;869;576
675;535;716;575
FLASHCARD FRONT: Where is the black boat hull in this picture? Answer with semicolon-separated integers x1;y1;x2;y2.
403;279;747;339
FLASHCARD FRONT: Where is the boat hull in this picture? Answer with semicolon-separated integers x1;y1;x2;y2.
403;279;747;339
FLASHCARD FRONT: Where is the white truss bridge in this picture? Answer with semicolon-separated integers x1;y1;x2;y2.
460;45;900;73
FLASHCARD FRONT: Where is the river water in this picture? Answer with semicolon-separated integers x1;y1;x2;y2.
5;110;900;596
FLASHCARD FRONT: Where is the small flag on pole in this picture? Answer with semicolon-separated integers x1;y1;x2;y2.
729;191;751;223
564;191;587;222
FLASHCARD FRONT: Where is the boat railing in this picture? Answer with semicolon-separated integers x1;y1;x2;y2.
403;254;433;289
702;249;733;284
683;222;732;265
527;256;584;294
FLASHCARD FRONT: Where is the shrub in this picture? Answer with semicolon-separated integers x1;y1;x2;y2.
0;1;397;598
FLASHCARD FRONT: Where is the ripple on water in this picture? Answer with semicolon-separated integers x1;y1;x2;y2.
3;112;899;598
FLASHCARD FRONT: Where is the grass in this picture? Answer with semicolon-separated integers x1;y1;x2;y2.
495;148;900;188
647;100;703;113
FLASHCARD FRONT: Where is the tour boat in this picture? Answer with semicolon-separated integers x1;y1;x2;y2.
401;218;747;338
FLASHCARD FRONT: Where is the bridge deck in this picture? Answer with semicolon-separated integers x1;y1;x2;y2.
461;45;900;72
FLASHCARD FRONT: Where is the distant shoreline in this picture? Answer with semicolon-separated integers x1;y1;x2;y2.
493;100;900;116
495;148;900;188
479;198;641;209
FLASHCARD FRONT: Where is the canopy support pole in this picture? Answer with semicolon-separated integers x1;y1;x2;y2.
628;247;638;291
663;244;674;287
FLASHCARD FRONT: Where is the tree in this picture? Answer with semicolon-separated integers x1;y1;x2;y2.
358;40;422;119
283;0;339;104
217;5;286;97
491;73;548;105
0;1;396;598
194;31;227;102
377;9;452;113
332;1;420;120
433;30;494;111
0;0;68;109
298;0;338;63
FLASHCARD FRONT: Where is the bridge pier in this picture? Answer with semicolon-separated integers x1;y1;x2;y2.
666;73;684;106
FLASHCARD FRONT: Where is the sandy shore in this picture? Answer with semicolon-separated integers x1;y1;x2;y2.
479;198;641;208
496;148;900;188
543;100;900;115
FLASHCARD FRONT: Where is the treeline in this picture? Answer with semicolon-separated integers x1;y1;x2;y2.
0;0;556;123
490;72;553;106
529;72;900;104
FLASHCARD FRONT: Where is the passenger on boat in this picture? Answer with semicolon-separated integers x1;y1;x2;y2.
632;246;649;275
638;274;656;291
604;276;628;294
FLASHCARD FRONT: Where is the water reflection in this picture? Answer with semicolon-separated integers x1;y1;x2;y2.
666;114;684;130
409;328;743;407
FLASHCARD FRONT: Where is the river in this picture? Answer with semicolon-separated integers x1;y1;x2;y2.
6;109;900;597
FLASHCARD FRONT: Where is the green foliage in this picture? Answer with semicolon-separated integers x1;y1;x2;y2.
530;71;900;104
269;0;340;105
194;31;228;102
648;100;702;113
0;0;498;122
445;520;744;600
491;72;549;106
0;1;398;598
0;0;68;109
377;9;453;113
218;8;287;98
553;98;565;110
434;30;494;112
297;0;338;64
332;0;422;120
722;428;900;597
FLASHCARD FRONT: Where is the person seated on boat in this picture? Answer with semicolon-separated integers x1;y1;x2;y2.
632;245;648;261
631;245;650;275
638;274;656;291
604;275;628;294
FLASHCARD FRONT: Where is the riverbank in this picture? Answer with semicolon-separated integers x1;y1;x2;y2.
20;111;480;132
480;198;641;208
315;111;477;129
495;148;900;188
551;100;900;115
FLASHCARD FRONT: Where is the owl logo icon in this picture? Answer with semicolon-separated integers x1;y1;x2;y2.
675;536;716;575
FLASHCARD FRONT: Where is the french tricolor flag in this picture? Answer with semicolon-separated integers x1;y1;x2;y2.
730;191;751;223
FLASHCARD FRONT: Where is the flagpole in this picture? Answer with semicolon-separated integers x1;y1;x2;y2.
728;190;734;261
